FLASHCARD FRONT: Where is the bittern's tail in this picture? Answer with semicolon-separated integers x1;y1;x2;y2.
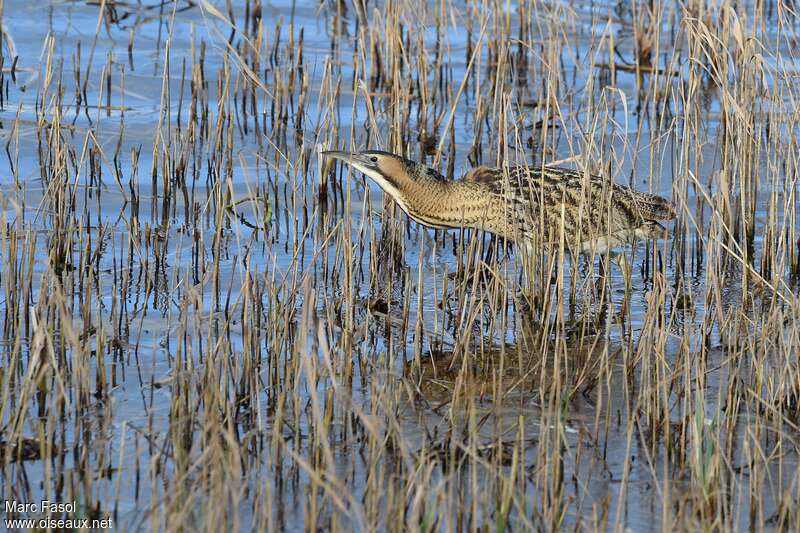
636;221;671;240
634;192;677;220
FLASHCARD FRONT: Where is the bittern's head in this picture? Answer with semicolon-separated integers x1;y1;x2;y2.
323;150;425;213
322;150;412;188
323;150;447;217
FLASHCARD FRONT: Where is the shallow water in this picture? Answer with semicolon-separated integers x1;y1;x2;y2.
1;0;799;531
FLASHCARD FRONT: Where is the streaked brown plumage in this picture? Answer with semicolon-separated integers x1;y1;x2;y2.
323;150;676;257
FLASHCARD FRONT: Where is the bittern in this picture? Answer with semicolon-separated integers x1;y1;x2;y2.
323;150;676;272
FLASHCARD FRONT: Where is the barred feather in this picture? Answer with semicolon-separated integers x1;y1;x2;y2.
460;165;676;252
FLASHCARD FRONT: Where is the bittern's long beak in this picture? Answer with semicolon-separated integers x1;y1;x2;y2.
321;150;355;163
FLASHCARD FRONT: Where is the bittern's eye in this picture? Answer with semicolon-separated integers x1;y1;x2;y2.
370;156;378;163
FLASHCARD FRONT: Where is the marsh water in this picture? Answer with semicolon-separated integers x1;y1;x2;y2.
1;0;799;531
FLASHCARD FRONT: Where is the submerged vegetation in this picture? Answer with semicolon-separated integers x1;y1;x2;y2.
0;0;799;530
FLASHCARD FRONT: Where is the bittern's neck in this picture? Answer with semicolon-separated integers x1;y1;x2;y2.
361;166;492;230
